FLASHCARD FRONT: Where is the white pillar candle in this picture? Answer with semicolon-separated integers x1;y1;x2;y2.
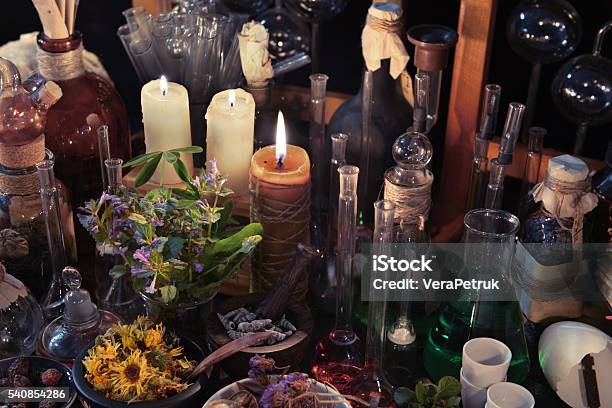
205;88;255;196
141;76;193;185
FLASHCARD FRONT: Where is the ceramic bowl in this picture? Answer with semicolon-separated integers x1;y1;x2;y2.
72;336;208;408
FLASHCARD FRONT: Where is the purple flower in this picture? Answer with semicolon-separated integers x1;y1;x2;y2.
133;247;151;264
113;202;129;214
152;217;164;227
194;263;204;273
144;278;156;294
134;231;146;245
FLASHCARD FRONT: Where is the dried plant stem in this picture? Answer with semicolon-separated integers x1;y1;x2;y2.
32;0;69;38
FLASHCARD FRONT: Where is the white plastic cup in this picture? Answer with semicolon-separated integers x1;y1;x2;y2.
486;382;535;408
460;368;488;408
462;337;512;388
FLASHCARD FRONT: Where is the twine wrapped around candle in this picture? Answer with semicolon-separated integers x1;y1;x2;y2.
250;176;310;300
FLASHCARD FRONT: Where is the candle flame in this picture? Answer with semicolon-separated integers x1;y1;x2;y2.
275;111;286;167
228;89;236;108
160;75;168;96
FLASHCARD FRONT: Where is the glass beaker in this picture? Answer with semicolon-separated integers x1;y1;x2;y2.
311;165;362;393
424;209;530;383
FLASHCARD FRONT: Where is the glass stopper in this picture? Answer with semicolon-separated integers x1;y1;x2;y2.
63;266;81;291
392;131;433;170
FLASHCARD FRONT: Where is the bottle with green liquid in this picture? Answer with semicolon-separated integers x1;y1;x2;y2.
424;209;530;383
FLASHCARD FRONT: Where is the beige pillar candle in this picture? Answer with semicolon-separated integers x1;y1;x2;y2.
141;76;193;185
206;88;255;196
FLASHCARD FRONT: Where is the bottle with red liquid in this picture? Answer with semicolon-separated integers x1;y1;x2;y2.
311;165;362;393
0;58;77;300
36;32;131;277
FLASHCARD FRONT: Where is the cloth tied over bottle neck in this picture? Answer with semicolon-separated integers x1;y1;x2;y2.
361;3;409;79
530;154;598;243
239;21;274;86
0;263;29;309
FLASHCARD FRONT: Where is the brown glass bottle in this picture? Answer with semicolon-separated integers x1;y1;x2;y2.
36;33;131;283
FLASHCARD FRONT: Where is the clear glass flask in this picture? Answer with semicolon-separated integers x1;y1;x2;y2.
37;159;68;322
346;200;395;407
466;84;502;211
95;158;145;323
312;165;362;393
517;127;546;221
424;209;530;383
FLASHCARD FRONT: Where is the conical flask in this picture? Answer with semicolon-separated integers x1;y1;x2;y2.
423;209;530;383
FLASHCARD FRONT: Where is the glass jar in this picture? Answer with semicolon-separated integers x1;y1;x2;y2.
36;33;131;279
0;266;44;358
0;150;76;300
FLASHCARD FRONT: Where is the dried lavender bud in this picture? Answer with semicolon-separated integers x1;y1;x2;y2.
268;325;283;333
0;229;29;259
249;355;276;372
8;358;29;378
283;331;293;337
277;316;296;332
39;401;55;408
264;330;286;345
227;330;256;340
217;313;236;331
41;368;63;386
13;374;31;387
237;319;272;332
235;312;257;324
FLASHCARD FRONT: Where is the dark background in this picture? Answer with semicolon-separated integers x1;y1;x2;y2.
3;0;611;161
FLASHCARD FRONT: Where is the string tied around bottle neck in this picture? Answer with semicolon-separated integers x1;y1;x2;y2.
383;177;433;225
37;45;85;81
539;174;593;244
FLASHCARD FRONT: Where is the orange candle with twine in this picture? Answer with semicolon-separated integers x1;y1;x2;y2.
249;111;310;299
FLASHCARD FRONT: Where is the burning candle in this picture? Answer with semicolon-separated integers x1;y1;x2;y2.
250;111;311;299
206;88;255;196
141;76;193;184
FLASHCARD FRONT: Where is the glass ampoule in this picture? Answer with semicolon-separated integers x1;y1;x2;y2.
312;165;362;393
517;127;546;221
346;200;396;407
466;84;502;211
37;159;68;321
96;158;145;322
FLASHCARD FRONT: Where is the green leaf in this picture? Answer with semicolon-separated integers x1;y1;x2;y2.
159;285;178;303
394;387;416;407
128;213;148;225
177;199;197;209
166;236;186;259
109;264;127;279
435;376;460;401
169;146;203;154
135;153;163;187
172;158;191;183
240;235;262;253
213;200;234;234
205;223;263;257
415;383;436;404
446;396;461;407
124;151;161;168
163;151;179;164
171;188;198;200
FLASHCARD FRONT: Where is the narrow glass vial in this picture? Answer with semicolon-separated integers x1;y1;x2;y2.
312;165;362;393
37;159;68;322
309;74;329;251
484;159;505;210
517;127;546;221
466;84;502;211
346;200;395;407
411;72;430;133
95;159;145;323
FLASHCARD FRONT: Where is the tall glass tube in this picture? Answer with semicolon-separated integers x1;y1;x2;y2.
326;133;349;251
420;69;442;132
359;70;374;222
97;125;111;192
309;73;329;250
312;165;362;393
97;158;145;322
485;159;505;210
37;159;68;321
412;72;430;133
466;84;502;210
517;127;546;220
347;200;395;407
498;102;526;166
